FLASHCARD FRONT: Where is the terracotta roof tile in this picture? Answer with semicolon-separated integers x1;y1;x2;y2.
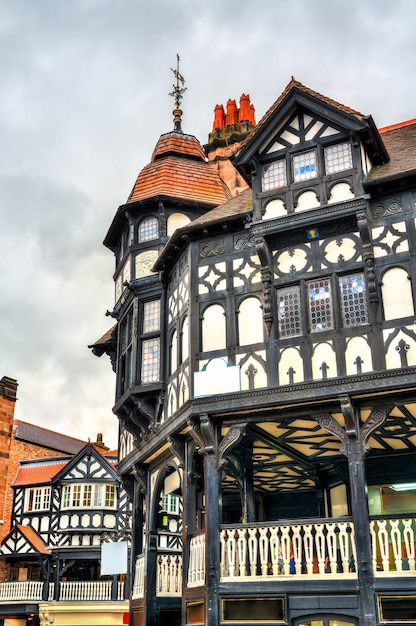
17;525;50;555
151;132;206;161
190;188;253;227
12;460;69;486
127;156;232;206
367;121;416;182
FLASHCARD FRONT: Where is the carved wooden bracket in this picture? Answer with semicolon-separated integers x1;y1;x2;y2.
189;414;217;455
168;434;185;468
357;209;378;303
316;395;392;457
218;423;247;468
255;236;274;335
133;463;148;493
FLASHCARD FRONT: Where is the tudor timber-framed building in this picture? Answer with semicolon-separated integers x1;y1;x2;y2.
93;77;416;626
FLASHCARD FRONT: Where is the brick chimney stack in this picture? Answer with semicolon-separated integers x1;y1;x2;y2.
205;94;256;197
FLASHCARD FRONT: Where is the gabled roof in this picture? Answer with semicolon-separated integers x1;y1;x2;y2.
14;419;86;454
233;78;388;181
52;442;118;483
1;524;50;556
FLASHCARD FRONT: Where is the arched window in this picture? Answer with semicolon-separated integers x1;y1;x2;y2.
382;267;414;320
238;297;263;345
170;329;178;374
181;316;189;361
202;304;226;352
138;216;159;242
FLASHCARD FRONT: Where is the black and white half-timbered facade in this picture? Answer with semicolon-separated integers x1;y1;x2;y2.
0;440;131;625
93;77;416;626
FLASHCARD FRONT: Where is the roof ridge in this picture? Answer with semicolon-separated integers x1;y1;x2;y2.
14;419;87;443
378;118;416;133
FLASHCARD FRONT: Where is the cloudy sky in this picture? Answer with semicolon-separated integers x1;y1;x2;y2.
1;0;415;450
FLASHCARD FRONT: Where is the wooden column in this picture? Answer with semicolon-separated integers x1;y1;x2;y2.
190;414;221;626
317;397;392;626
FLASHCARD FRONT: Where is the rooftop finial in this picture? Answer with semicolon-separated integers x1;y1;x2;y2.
169;53;186;132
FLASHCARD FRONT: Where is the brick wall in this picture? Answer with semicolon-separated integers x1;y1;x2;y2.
0;377;17;540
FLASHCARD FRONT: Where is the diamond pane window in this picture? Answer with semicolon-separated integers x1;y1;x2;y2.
138;216;159;242
307;278;333;331
324;142;353;174
143;300;160;333
261;159;287;191
142;338;160;382
293;150;317;182
339;273;368;326
277;285;302;338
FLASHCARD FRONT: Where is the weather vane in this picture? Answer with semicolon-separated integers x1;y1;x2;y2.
169;54;186;130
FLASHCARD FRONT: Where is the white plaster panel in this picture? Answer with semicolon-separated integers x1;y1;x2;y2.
328;182;354;204
194;358;240;397
295;191;320;212
263;199;286;220
312;342;336;379
345;336;372;375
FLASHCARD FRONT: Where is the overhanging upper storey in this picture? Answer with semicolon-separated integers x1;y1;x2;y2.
233;78;389;222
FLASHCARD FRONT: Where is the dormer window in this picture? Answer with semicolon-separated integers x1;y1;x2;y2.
324;142;353;174
261;140;353;192
293;150;317;182
262;159;287;191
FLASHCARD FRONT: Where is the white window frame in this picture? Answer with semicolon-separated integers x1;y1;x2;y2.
25;486;51;512
61;483;116;510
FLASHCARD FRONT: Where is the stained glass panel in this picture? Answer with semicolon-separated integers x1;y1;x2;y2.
293;150;317;182
307;278;333;331
325;141;353;174
339;273;368;326
142;338;160;382
143;299;160;333
138;216;159;242
261;159;287;191
277;285;302;338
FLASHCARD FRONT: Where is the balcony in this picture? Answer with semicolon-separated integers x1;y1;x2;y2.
132;552;183;599
0;580;125;603
193;516;416;584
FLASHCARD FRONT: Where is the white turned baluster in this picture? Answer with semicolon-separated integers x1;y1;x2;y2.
315;524;326;574
326;523;338;574
227;530;236;577
403;519;416;572
390;519;403;571
337;522;351;573
377;520;390;572
281;526;291;575
269;526;282;575
237;527;247;577
369;520;378;573
259;527;269;576
303;524;314;574
220;529;227;577
248;527;258;576
292;526;302;574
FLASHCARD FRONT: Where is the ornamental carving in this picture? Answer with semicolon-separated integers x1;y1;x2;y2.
199;239;225;257
373;197;403;217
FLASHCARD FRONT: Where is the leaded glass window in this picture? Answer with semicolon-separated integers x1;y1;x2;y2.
307;278;333;331
340;273;368;326
142;338;160;382
261;159;287;191
324;141;353;174
277;285;302;338
143;300;160;333
138;216;159;242
293;150;317;182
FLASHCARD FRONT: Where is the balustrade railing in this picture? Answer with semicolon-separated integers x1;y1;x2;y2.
59;580;113;601
188;532;205;587
370;516;416;575
0;580;43;601
157;554;182;595
220;520;357;579
132;554;145;598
